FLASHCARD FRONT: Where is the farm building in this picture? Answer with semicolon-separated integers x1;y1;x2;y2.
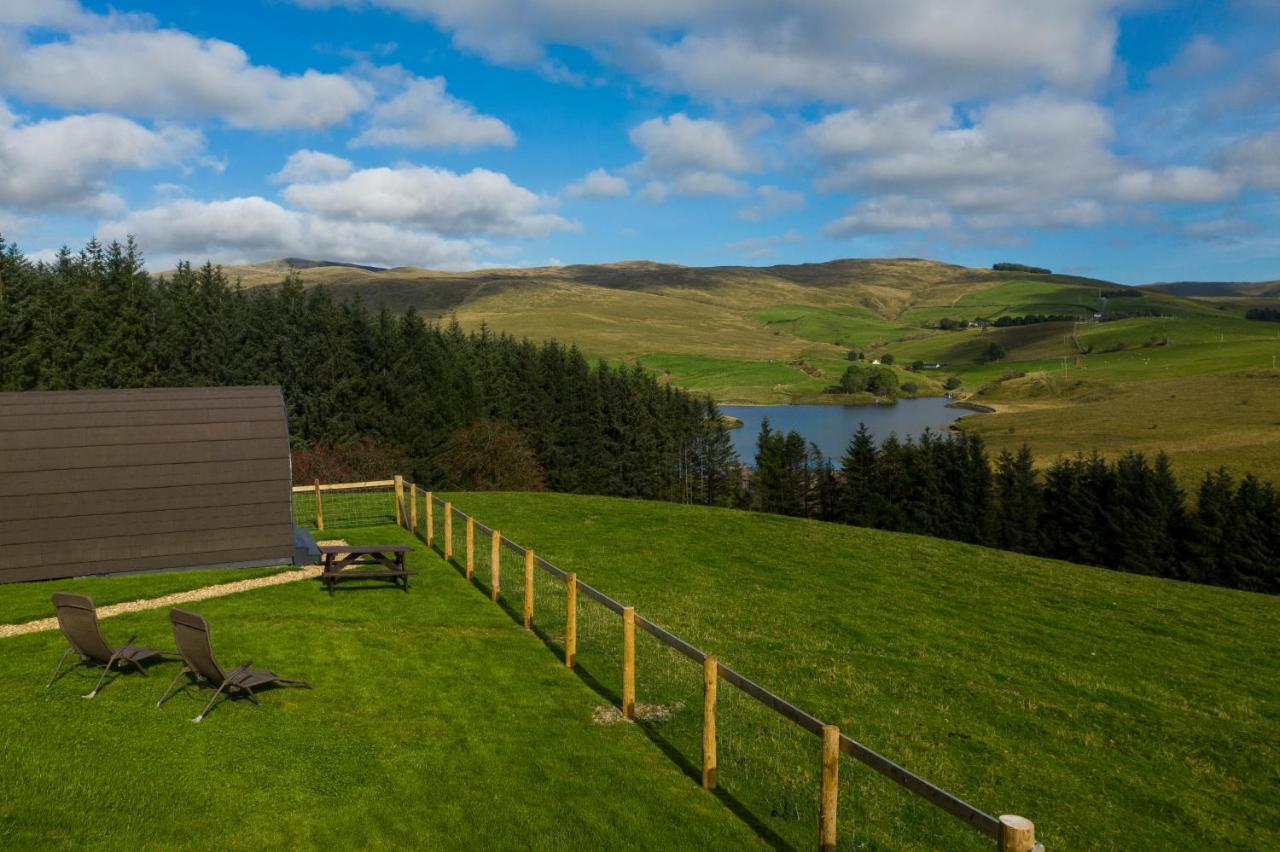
0;385;299;583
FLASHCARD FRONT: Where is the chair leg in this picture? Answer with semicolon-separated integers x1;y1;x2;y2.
84;653;123;699
241;686;260;705
193;680;229;723
46;648;74;688
156;667;190;708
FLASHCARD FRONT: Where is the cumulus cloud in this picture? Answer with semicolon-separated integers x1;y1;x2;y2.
738;185;805;222
0;29;371;129
271;150;355;184
627;113;756;199
0;101;202;213
630;113;755;175
809;95;1244;235
351;75;515;148
565;168;629;199
1148;35;1230;83
1220;130;1280;189
282;164;576;237
99;196;485;269
0;0;96;29
294;1;1122;103
825;196;952;237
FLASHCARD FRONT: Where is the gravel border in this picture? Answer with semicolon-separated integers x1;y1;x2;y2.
0;541;345;640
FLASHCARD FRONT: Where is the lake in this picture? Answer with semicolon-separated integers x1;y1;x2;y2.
721;398;968;463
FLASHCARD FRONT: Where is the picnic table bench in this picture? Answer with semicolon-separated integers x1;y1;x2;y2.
318;545;416;596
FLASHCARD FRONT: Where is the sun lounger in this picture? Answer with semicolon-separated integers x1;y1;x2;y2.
46;592;176;698
156;608;311;722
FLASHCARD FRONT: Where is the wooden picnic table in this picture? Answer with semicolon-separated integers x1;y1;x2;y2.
317;545;416;596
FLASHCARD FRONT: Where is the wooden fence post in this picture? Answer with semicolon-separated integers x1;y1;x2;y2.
491;542;501;600
523;549;535;628
703;655;718;790
998;816;1036;852
314;479;324;531
565;573;577;668
444;503;453;561
622;606;636;719
491;529;501;596
466;517;475;578
426;492;434;546
410;486;418;535
820;724;840;852
393;475;404;528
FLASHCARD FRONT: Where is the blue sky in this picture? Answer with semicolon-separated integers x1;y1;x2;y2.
0;0;1277;282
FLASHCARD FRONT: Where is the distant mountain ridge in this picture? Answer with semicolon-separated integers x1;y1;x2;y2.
1142;280;1280;298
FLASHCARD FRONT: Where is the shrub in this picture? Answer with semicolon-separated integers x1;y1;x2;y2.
901;381;918;394
880;353;895;365
993;262;1051;274
1000;370;1027;381
944;376;962;390
292;436;411;484
437;419;548;491
976;341;1007;363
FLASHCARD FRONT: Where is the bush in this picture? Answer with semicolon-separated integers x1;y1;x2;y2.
437;419;548;491
999;370;1027;381
976;341;1007;363
993;262;1051;274
944;376;962;390
880;353;895;365
901;381;918;394
834;364;899;397
910;360;925;372
292;436;411;484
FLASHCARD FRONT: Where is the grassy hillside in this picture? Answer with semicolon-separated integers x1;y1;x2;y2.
204;256;1280;480
0;525;762;849
439;491;1280;850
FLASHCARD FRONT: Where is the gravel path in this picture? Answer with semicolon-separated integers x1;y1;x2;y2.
0;541;344;640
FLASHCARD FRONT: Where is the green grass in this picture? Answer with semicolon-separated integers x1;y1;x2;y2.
959;369;1280;486
435;492;1280;851
0;564;292;625
0;524;764;850
753;305;914;348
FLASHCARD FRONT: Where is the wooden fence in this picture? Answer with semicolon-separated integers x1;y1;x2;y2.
384;475;1043;851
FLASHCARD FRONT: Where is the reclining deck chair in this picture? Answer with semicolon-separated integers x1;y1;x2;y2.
157;608;311;722
47;592;176;698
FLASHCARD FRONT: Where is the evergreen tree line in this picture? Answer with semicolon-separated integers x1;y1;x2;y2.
0;236;740;504
1245;307;1280;323
749;421;1279;594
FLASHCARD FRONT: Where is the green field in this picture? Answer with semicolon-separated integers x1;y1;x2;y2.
217;256;1280;479
0;524;761;849
431;492;1280;850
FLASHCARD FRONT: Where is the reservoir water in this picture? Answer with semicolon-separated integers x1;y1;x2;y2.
721;398;968;463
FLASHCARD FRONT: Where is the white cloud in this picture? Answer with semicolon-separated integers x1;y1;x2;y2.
809;95;1244;234
629;113;755;175
0;101;202;213
271;150;355;184
0;0;95;29
738;185;805;221
282;165;576;237
0;29;371;129
825;196;952;236
1115;166;1237;203
296;1;1123;103
1221;130;1280;189
627;113;755;200
99;196;485;269
351;75;515;148
1148;35;1230;82
565;168;629;199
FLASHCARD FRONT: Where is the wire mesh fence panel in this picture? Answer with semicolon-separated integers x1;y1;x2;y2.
631;626;705;781
715;674;825;850
573;593;627;710
292;485;395;531
836;740;991;851
529;563;568;660
427;494;444;551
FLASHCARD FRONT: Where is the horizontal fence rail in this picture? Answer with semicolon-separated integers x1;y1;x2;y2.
386;477;1039;852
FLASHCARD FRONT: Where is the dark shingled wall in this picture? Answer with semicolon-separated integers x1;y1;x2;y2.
0;386;294;583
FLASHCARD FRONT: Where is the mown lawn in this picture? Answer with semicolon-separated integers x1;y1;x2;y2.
434;492;1280;851
0;525;764;850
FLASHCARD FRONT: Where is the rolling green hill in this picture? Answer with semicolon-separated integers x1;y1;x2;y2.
438;491;1280;850
203;256;1280;481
